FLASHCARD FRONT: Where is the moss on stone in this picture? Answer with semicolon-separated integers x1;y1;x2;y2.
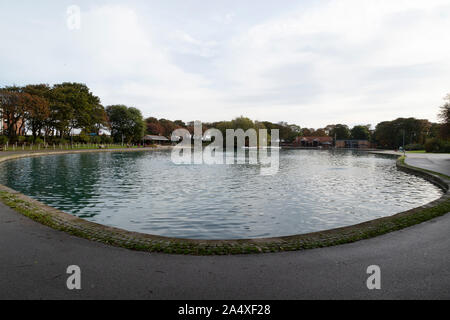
0;151;449;255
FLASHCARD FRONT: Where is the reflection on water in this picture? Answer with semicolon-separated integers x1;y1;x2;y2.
0;150;442;239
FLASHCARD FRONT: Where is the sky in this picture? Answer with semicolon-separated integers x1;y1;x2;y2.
1;0;449;129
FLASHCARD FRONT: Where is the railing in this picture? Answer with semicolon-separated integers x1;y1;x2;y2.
0;143;148;152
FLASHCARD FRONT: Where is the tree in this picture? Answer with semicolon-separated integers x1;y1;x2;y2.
146;117;164;135
373;118;432;149
106;105;145;143
439;94;450;139
52;83;106;138
159;119;178;137
174;120;186;128
329;124;351;140
301;128;314;136
22;85;51;139
260;121;300;142
0;87;30;138
214;121;233;137
351;125;371;140
231;116;255;131
310;129;327;137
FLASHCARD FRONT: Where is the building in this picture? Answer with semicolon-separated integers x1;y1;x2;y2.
294;136;333;148
143;135;170;145
336;140;370;149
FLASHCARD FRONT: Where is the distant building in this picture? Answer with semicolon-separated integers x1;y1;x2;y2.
143;135;170;145
294;136;333;148
336;140;370;149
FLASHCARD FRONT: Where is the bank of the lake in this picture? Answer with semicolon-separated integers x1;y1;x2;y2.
0;149;448;255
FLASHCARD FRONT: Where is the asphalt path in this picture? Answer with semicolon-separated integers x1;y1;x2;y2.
0;200;449;300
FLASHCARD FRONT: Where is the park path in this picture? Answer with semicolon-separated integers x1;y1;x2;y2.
406;154;450;176
0;150;449;299
372;150;450;176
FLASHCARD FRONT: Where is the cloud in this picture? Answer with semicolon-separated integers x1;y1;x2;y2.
1;1;449;128
212;0;450;126
61;5;227;120
211;13;236;25
170;30;219;58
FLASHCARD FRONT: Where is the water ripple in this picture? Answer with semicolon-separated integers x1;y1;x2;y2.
0;150;442;239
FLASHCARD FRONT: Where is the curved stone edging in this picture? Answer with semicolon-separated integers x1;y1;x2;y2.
0;151;449;255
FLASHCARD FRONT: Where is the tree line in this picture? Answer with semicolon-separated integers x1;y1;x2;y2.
1;83;449;151
0;83;145;145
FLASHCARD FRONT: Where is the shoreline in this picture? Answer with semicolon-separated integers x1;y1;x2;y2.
0;148;449;255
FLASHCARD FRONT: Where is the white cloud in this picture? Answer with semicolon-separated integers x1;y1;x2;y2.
170;30;219;58
213;0;450;126
1;1;449;127
63;5;227;120
211;13;236;25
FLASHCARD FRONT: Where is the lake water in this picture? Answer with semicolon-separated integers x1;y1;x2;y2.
0;150;442;239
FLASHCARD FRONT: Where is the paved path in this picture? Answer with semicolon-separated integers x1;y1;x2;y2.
0;201;449;300
372;151;450;176
0;150;449;299
406;154;450;176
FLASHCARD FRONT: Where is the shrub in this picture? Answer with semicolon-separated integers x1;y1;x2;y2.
34;137;44;145
78;133;90;144
405;143;424;151
0;136;8;146
440;140;450;153
8;136;19;144
425;138;439;152
100;135;113;144
425;138;450;153
49;137;61;145
91;136;101;144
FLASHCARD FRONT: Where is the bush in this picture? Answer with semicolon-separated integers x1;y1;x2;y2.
8;136;19;144
77;133;90;144
34;137;44;145
100;135;113;144
425;138;450;153
48;137;61;145
405;143;424;151
0;136;8;146
91;136;101;144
